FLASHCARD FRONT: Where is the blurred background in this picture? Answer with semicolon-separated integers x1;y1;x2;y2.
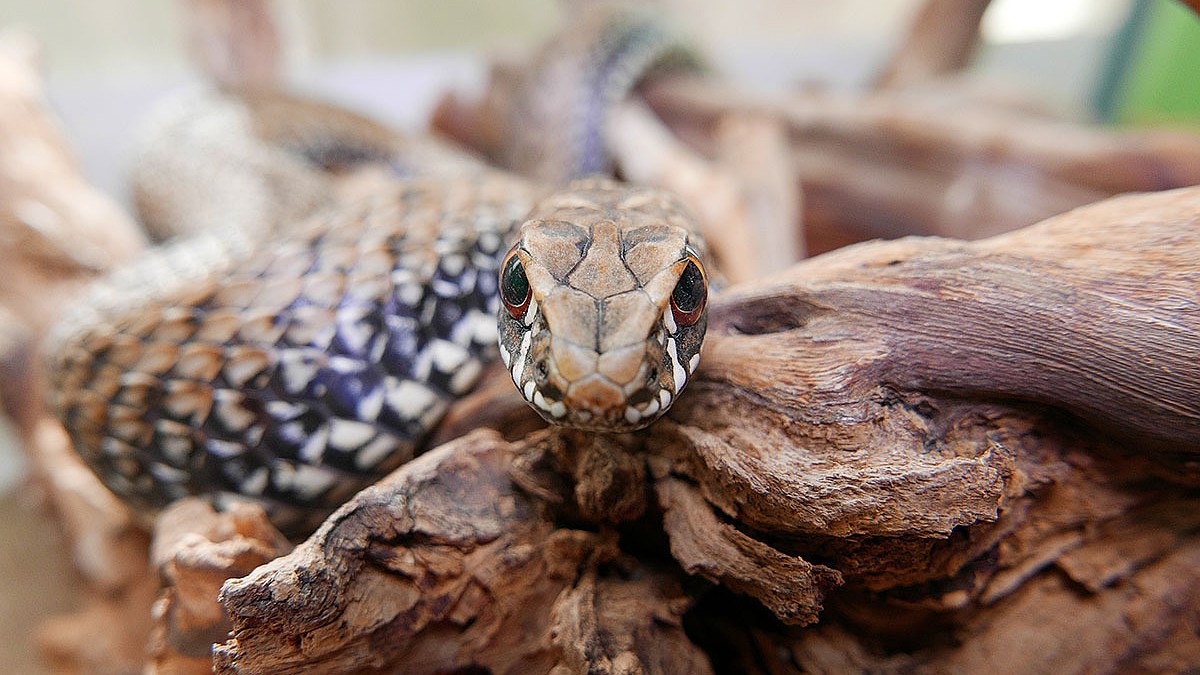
0;1;1196;672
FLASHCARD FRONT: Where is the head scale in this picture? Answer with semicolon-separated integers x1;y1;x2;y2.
498;179;708;431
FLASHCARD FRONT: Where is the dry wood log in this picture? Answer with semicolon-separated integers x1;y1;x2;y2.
214;431;711;674
0;31;144;345
711;112;803;264
147;499;291;674
208;187;1199;673
874;0;992;90
643;78;1200;248
0;31;156;675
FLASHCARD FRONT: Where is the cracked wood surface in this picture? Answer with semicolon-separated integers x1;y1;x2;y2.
208;187;1200;673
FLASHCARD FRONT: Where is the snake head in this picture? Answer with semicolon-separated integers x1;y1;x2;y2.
498;179;708;432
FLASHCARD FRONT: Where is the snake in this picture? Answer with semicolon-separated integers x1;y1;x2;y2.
45;7;709;535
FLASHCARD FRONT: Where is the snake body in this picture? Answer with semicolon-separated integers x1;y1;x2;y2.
46;10;707;534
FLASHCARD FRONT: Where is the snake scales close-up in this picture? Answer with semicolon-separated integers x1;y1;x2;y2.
43;10;710;535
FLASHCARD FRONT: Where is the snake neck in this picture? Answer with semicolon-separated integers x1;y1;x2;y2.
503;3;702;185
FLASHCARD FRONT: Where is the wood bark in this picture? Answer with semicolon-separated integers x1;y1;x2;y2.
0;31;151;675
874;0;992;90
641;77;1200;251
212;187;1200;673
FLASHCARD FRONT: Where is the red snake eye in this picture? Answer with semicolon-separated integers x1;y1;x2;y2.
500;250;532;319
670;257;707;328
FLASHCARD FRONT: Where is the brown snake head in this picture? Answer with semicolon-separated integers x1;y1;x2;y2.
498;178;708;431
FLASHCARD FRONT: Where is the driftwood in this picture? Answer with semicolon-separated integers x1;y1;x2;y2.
0;32;151;674
873;0;992;89
641;77;1200;251
208;187;1200;673
0;32;144;346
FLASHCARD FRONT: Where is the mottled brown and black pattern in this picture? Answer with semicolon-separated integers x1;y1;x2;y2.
51;173;534;533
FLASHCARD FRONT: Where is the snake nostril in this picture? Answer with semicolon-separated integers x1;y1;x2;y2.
534;359;549;384
647;365;659;384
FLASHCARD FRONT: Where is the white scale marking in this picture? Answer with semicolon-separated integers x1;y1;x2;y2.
224;357;264;387
667;337;687;394
478;232;500;253
412;345;435;382
419;399;449;429
278;420;305;444
440;253;466;276
291;465;337;499
101;437;131;457
689;353;701;373
329;418;376;451
356;435;398;471
329;355;362;374
449;358;482;395
420;298;437;325
266;399;305;420
664;309;677;334
279;349;321;395
523;297;539;327
336;310;373;353
241;468;269;495
299;424;330;463
214;391;255;431
357;386;384;422
386;379;437;422
511;331;531;384
387;314;417;335
430;340;469;374
112;420;146;443
452;310;496;347
244;425;265;447
396;279;422;306
271;463;294;491
150;462;187;484
207;439;244;458
311;324;337;351
369;334;386;362
432;278;461;297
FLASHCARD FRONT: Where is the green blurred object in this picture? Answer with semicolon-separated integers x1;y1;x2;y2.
1096;0;1200;126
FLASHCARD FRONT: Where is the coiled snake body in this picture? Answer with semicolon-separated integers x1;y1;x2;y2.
47;25;708;534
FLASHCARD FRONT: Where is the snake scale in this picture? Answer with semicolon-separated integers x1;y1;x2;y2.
46;7;710;534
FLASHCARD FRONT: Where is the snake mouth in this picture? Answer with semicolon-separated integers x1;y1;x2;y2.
509;329;688;432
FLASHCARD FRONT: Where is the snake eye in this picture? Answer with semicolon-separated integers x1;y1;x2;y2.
500;250;532;319
670;257;707;328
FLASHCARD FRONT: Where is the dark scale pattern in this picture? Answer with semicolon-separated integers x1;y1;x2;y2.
50;176;534;534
